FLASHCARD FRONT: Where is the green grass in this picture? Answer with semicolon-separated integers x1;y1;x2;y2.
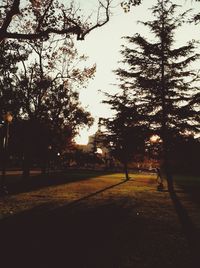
1;169;196;268
174;174;200;186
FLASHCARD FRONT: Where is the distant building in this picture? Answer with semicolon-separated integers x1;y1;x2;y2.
76;131;109;157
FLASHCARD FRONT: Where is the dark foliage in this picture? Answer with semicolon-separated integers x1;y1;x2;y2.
0;36;94;176
116;0;200;188
101;90;148;179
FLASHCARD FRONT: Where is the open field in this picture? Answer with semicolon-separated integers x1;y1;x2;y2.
0;170;200;268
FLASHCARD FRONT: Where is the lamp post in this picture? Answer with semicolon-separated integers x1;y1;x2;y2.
1;112;13;192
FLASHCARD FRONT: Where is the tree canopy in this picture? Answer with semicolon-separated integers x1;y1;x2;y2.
101;90;148;179
112;0;200;189
0;29;95;176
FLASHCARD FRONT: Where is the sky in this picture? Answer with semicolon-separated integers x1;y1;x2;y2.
74;0;200;144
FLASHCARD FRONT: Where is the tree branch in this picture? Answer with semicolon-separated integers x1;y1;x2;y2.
79;0;111;40
0;0;112;42
1;25;82;40
0;0;20;33
35;0;54;32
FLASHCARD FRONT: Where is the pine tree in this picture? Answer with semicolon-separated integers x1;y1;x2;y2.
102;90;148;180
116;0;200;191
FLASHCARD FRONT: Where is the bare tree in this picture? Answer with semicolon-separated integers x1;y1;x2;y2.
0;0;112;42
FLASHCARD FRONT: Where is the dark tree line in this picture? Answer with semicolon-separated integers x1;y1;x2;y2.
0;29;95;178
1;0;200;186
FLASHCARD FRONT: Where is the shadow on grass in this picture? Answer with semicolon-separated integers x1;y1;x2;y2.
54;178;128;212
174;174;200;207
176;184;200;208
0;179;132;268
0;169;115;196
0;177;193;268
169;187;200;266
0;178;129;222
0;198;133;268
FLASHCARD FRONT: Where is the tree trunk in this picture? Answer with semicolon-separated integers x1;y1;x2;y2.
161;152;174;193
22;153;30;179
1;123;9;189
124;161;129;180
41;155;47;176
160;8;174;193
165;164;174;193
1;147;6;188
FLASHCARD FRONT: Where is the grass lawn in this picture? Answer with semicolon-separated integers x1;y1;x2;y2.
0;170;199;268
174;174;200;185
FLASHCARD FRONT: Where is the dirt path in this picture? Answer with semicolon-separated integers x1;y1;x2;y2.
0;172;199;268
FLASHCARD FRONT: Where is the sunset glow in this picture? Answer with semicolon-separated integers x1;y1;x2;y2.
76;0;200;144
150;135;161;143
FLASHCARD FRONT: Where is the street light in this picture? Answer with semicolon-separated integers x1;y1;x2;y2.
1;112;13;193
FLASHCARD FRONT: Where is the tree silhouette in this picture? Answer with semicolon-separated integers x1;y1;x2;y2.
0;0;111;42
121;0;142;13
0;36;94;177
116;0;200;190
121;0;200;12
101;90;148;179
0;40;28;117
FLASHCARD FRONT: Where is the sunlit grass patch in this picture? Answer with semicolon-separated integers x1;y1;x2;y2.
0;170;158;217
97;172;156;180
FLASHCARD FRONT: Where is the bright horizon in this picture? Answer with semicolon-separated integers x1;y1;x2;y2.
74;0;200;145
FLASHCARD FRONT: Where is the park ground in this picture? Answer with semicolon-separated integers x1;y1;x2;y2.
0;170;200;268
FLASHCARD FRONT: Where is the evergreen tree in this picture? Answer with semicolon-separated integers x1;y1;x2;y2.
116;0;200;190
102;90;148;180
